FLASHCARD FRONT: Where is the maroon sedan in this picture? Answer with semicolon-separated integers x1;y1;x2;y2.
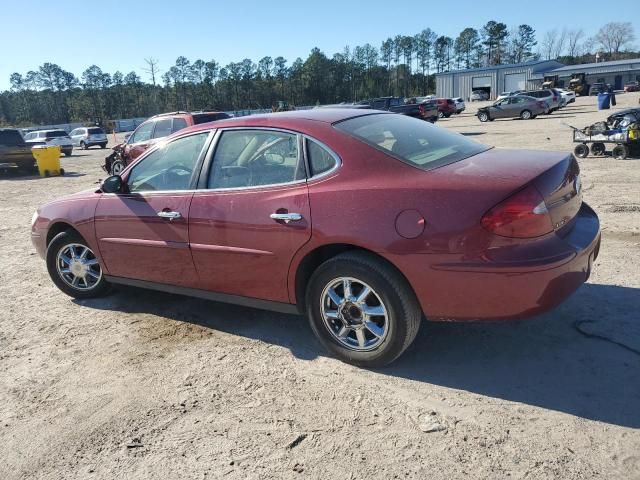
31;109;600;366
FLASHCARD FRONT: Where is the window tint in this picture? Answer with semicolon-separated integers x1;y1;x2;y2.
335;114;489;171
192;113;230;125
127;133;209;192
307;139;337;176
208;130;303;189
0;130;24;145
130;121;154;144
46;130;68;138
88;127;104;134
152;118;173;139
172;117;188;133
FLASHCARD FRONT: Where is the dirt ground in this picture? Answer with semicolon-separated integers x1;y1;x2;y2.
1;93;639;480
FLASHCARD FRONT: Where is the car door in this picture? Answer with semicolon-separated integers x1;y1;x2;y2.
94;131;213;287
189;128;312;303
492;99;508;118
0;130;33;166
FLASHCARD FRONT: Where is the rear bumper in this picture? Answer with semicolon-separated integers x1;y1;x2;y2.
390;203;601;321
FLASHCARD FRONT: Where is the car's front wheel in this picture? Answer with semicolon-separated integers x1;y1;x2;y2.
478;111;489;122
46;231;110;299
110;159;125;175
520;109;532;120
80;141;87;150
306;251;422;367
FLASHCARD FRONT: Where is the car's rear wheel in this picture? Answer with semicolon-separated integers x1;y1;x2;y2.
438;111;444;119
46;231;110;299
306;251;422;367
478;111;489;122
100;143;107;149
64;151;71;157
80;141;87;150
520;109;532;120
111;159;125;175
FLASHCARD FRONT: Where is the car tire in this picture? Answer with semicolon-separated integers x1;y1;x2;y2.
46;231;111;299
574;144;589;158
110;159;125;175
100;143;107;149
520;110;532;120
438;111;444;119
612;144;629;160
305;251;422;367
444;113;451;118
64;151;71;157
80;141;87;150
478;112;489;122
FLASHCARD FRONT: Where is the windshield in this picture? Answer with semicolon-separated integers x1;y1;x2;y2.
334;113;490;171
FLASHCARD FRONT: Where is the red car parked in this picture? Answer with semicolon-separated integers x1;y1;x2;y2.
436;98;457;118
105;110;230;174
32;109;601;366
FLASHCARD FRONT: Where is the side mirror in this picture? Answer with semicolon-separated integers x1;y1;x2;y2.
101;175;123;193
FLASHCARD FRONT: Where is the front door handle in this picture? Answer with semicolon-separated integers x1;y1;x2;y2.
270;212;302;224
157;210;182;220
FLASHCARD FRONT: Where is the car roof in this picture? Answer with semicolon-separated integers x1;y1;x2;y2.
176;108;386;135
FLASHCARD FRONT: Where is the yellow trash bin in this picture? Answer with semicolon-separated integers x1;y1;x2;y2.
31;145;63;177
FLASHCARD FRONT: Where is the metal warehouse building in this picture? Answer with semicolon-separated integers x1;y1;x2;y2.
435;60;564;101
537;58;640;91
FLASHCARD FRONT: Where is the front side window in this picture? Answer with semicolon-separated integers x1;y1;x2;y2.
152;118;173;139
130;121;154;144
127;133;209;192
172;118;188;133
335;114;489;171
208;130;303;189
0;130;24;145
307;139;337;176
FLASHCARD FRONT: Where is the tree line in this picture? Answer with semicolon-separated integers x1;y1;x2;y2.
0;21;636;128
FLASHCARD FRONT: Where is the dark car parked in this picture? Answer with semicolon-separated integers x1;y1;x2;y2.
359;97;437;122
33;109;600;367
0;129;40;171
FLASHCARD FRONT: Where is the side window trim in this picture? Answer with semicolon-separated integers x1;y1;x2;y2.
302;135;342;180
198;127;307;191
122;130;215;195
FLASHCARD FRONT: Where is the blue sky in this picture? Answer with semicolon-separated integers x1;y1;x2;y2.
1;0;637;90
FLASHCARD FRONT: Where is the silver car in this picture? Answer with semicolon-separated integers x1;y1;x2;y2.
477;95;546;122
23;129;74;156
69;127;108;149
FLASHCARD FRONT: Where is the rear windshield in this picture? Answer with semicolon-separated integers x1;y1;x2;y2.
46;130;68;137
88;127;104;134
335;114;489;171
193;113;230;125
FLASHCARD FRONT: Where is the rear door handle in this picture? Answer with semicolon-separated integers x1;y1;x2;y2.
270;212;302;224
157;210;182;220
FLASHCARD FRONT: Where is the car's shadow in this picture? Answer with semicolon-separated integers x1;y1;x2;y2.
77;282;640;428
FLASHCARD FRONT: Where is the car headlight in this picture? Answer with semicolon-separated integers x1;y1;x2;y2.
31;210;39;227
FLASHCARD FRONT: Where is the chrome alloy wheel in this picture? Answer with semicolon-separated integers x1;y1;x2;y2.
320;277;389;351
55;243;102;291
111;161;124;175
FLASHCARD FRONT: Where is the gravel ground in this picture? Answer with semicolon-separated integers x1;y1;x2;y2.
1;93;639;480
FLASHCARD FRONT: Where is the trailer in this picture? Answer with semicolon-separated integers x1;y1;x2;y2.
572;127;640;159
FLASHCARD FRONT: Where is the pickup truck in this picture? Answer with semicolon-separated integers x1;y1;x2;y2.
0;129;40;171
360;97;439;123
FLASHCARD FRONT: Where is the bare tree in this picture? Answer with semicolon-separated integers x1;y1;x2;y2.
553;28;568;58
567;29;585;58
143;58;160;86
541;30;558;60
595;22;636;59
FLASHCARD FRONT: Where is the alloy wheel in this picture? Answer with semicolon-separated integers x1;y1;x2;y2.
320;277;389;351
55;243;102;291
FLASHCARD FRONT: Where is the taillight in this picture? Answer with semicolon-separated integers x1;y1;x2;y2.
481;185;553;238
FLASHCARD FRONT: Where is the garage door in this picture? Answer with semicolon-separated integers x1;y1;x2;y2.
472;76;492;88
504;73;527;92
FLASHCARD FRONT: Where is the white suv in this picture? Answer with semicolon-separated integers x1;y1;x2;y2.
69;127;108;149
24;129;74;156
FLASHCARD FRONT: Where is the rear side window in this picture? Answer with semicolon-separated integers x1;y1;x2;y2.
208;130;303;189
306;139;338;176
0;130;24;145
47;130;68;138
88;127;104;134
335;114;489;171
192;113;230;125
152;118;173;139
172;118;188;132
